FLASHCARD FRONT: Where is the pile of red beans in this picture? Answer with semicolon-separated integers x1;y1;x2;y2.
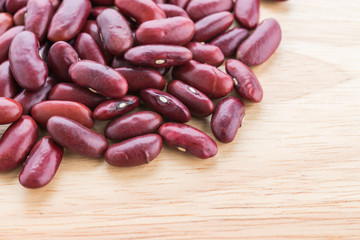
0;0;285;188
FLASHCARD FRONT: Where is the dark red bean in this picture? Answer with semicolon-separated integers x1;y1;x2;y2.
9;31;48;90
172;60;233;99
93;96;140;121
13;7;26;26
105;134;162;167
159;123;217;159
186;0;233;21
234;0;259;29
5;0;27;14
74;33;106;65
210;27;249;57
19;136;63;189
0;26;24;64
90;6;107;19
90;0;113;5
0;13;13;36
140;88;191;123
0;97;22;124
0;0;6;11
112;56;168;76
157;4;190;18
69;60;129;98
47;0;91;42
168;0;189;9
185;42;224;66
211;97;245;143
153;0;166;4
0;61;19;98
226;59;263;102
124;45;192;67
237;18;282;66
0;115;38;172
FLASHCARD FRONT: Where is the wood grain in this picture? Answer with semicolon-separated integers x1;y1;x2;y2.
1;0;360;239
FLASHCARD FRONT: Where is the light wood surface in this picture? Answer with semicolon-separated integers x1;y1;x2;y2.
1;0;360;239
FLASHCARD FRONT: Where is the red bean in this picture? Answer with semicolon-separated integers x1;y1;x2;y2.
69;60;129;98
90;0;113;5
153;0;166;4
90;6;107;19
210;27;249;57
0;13;12;36
185;42;224;66
49;0;59;9
157;4;190;18
226;59;263;102
234;0;260;29
0;61;19;98
0;26;24;63
172;60;233;99
168;0;189;9
105;134;162;167
105;111;163;141
158;123;218;159
47;116;109;158
0;97;22;124
0;115;38;172
74;33;106;65
93;95;140;121
9;31;48;90
237;18;282;66
186;0;233;21
5;0;27;14
112;56;168;76
211;97;245;143
13;7;26;25
19;136;63;189
0;0;6;11
47;0;91;42
167;80;214;118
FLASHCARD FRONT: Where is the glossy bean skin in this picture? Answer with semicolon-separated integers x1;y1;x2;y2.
193;11;234;42
210;27;249;57
124;45;192;67
5;0;27;14
97;9;133;56
48;83;105;110
0;13;13;36
47;116;109;158
105;111;162;141
0;97;22;124
167;80;214;118
0;61;19;98
153;0;166;4
159;123;218;159
93;96;140;121
168;0;189;9
0;116;38;172
211;97;245;143
140;88;191;123
234;0;259;29
47;0;91;42
69;60;128;98
90;0;113;5
157;4;189;18
136;17;195;45
25;0;54;42
19;136;63;189
13;7;26;26
172;60;233;99
0;26;24;63
185;42;224;66
186;0;233;21
105;134;162;167
90;6;107;19
9;31;48;90
226;59;263;102
115;0;166;24
0;0;6;11
237;18;282;66
112;56;168;76
74;33;106;65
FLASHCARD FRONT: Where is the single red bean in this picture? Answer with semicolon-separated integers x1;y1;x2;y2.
5;0;27;14
9;31;48;90
13;7;26;25
0;115;38;172
124;45;192;67
0;13;13;36
93;96;140;121
115;0;166;24
193;11;234;42
0;97;22;124
140;88;191;123
226;59;263;102
0;26;24;63
47;0;91;42
234;0;260;29
157;3;190;18
105;111;163;141
168;0;189;9
211;97;245;143
185;42;224;66
172;60;233;99
167;80;214;118
19;136;63;189
90;6;107;19
69;60;129;98
158;123;218;159
90;0;113;5
186;0;233;21
0;61;19;98
74;33;106;65
112;56;168;76
47;116;109;158
105;134;162;167
210;27;249;57
97;9;133;56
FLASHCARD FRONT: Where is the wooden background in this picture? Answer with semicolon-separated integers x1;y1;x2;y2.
1;0;360;239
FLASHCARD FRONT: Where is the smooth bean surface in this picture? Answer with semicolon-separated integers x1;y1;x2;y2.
93;96;140;121
0;61;19;98
235;0;260;29
0;12;13;36
0;26;24;64
13;7;26;25
74;32;106;65
185;42;224;66
168;0;189;9
186;0;233;21
157;4;189;18
210;27;249;57
0;97;22;124
5;0;27;14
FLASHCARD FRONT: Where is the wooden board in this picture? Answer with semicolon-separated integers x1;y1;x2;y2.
1;0;360;239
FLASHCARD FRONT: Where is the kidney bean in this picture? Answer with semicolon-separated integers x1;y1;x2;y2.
0;97;22;124
115;0;166;24
193;11;234;42
105;134;162;167
112;56;168;76
159;123;217;159
153;0;166;4
25;0;54;42
74;33;106;65
124;45;192;67
226;59;263;102
237;18;281;66
140;88;191;123
47;0;91;42
185;42;224;66
0;13;13;36
168;0;189;9
157;4;189;18
19;136;63;189
210;27;249;57
0;61;19;98
0;115;38;172
13;7;26;25
234;0;259;29
93;96;140;121
0;0;6;11
186;0;233;21
172;60;233;99
5;0;27;14
0;26;24;63
90;0;113;5
97;9;133;56
47;116;109;158
211;97;245;143
69;60;128;98
9;31;48;90
14;76;55;115
90;6;107;19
